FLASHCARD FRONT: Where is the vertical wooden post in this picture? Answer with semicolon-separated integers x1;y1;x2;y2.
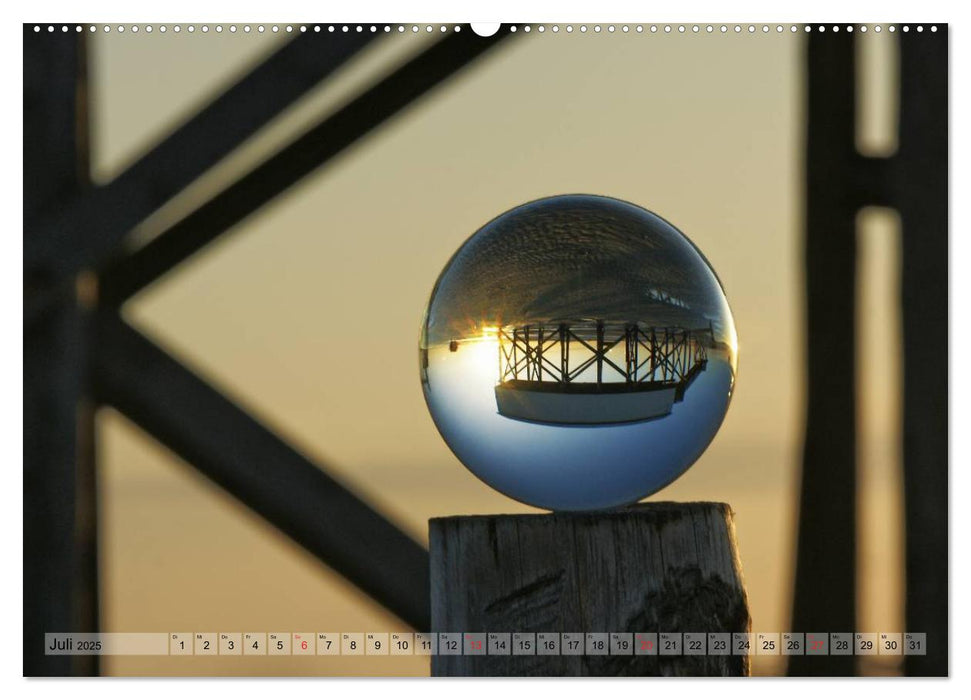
793;26;948;677
24;27;98;676
596;321;605;385
790;30;858;676
898;27;948;677
430;503;750;676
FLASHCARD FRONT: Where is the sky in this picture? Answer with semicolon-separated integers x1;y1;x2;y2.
85;26;904;676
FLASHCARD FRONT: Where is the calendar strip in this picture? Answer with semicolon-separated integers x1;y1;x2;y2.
44;632;927;656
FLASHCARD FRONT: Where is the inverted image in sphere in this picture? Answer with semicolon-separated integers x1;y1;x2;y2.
420;194;738;511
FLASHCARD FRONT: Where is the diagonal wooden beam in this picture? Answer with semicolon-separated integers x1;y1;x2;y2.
99;27;513;306
27;31;377;278
90;312;430;631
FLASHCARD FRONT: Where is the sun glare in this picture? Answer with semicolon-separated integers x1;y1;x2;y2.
458;335;501;388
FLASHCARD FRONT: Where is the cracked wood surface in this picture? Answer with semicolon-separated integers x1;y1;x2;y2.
430;502;750;676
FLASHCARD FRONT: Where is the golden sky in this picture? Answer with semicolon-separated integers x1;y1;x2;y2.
87;27;904;676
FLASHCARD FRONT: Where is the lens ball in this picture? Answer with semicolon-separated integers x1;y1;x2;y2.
420;194;737;511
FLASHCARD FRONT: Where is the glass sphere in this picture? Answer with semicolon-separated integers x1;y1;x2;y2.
420;194;737;511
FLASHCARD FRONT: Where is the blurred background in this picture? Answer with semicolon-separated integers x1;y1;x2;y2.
26;24;937;677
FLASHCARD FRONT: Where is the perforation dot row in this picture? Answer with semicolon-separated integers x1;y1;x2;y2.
30;24;464;34
31;24;940;35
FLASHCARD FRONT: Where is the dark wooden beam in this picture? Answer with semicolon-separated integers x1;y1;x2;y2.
99;27;513;305
70;34;101;677
90;313;431;631
791;26;949;677
26;31;377;279
789;30;858;676
23;26;95;676
898;26;947;677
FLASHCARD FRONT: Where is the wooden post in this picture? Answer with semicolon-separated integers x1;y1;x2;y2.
24;27;98;676
791;31;858;678
898;28;948;677
430;503;750;676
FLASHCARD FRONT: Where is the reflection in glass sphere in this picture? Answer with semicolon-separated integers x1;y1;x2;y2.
420;194;738;511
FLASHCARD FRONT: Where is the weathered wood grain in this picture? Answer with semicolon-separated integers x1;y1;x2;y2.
430;502;750;676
